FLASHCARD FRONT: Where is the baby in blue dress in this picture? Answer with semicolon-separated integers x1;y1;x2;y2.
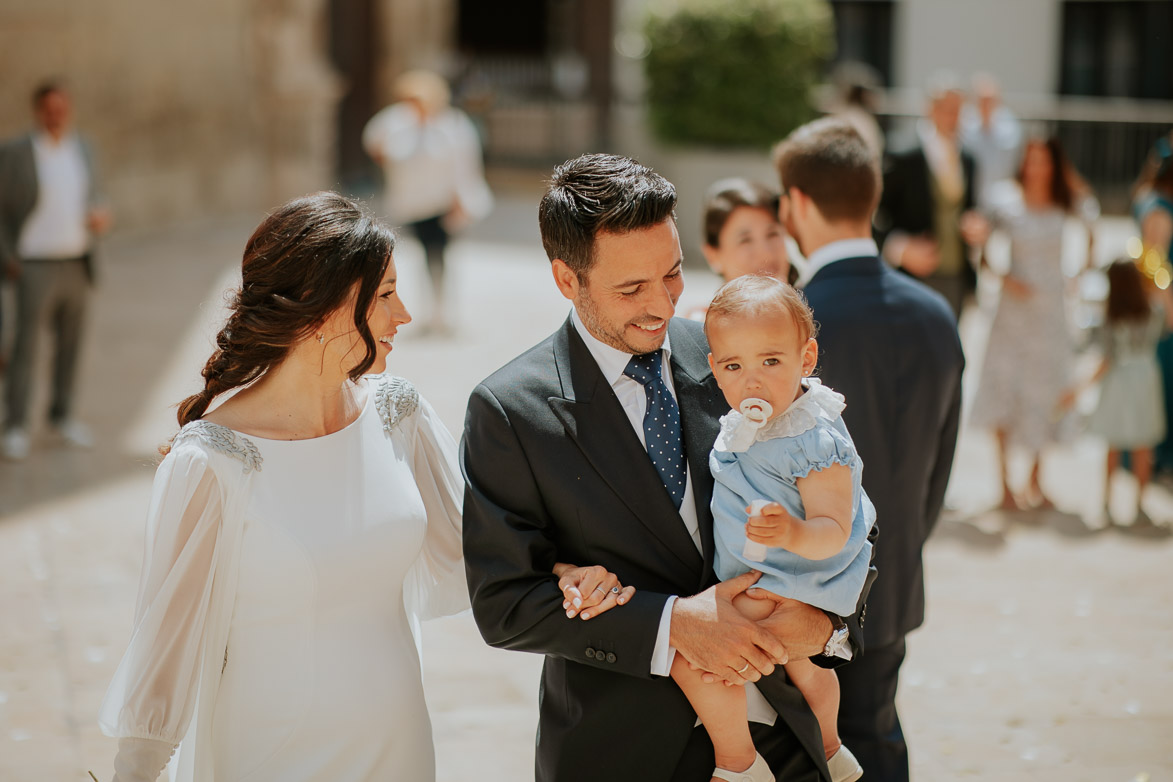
673;275;874;782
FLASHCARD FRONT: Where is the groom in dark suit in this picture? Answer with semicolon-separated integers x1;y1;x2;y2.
462;154;872;782
776;119;965;782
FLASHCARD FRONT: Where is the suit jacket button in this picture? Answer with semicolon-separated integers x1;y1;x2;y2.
585;647;596;658
594;650;607;661
606;652;617;664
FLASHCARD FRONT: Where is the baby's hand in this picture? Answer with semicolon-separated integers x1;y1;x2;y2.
552;563;636;620
745;502;794;548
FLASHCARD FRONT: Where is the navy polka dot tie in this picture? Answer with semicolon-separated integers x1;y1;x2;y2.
624;352;687;509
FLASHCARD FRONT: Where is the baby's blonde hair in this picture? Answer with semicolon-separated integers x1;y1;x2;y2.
705;274;817;344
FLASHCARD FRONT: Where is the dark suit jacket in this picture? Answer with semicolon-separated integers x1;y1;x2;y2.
874;142;977;293
0;132;101;281
803;256;963;649
461;316;868;782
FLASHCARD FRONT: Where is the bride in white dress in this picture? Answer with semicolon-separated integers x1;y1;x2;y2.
98;192;468;781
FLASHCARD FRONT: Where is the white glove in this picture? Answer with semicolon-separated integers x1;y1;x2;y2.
111;737;177;782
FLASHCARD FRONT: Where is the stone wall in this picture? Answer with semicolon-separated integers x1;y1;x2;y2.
0;0;343;229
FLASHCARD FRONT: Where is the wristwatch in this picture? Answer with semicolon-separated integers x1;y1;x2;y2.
823;614;852;660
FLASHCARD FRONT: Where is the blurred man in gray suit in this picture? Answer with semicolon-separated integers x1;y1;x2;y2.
0;81;111;461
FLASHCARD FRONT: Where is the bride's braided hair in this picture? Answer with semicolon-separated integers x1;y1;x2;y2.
173;192;395;432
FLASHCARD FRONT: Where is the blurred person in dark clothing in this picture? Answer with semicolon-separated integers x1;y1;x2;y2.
363;70;492;336
775;118;964;782
0;81;110;461
874;72;987;321
1132;132;1173;475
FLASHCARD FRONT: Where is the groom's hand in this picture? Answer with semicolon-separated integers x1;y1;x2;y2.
669;571;788;686
754;591;833;660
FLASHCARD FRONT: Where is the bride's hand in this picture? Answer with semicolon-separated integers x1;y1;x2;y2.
552;563;636;620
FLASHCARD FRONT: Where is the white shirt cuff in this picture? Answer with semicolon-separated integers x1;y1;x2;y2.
650;595;678;677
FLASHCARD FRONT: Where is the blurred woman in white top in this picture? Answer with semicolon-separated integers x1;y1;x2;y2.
363;70;492;335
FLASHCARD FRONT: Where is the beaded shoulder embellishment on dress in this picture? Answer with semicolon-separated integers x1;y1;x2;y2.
173;420;263;474
374;375;419;434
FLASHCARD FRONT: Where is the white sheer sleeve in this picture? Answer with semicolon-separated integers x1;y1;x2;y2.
99;444;225;752
403;395;469;622
111;737;176;782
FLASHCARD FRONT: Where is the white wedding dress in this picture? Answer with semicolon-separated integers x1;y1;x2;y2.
99;375;468;781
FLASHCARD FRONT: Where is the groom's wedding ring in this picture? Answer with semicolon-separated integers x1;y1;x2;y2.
736;662;751;674
593;587;606;595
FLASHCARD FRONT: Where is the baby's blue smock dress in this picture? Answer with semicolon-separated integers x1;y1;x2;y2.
710;378;876;617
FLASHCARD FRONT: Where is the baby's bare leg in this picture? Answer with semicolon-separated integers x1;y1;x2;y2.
785;657;842;759
732;591;842;759
670;653;757;776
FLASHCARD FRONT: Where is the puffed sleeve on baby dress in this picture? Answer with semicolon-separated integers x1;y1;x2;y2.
99;428;257;782
400;389;470;622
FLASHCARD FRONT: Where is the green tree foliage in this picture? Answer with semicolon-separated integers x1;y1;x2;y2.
644;0;834;148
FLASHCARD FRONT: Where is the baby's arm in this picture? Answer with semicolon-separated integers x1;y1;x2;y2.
745;463;854;560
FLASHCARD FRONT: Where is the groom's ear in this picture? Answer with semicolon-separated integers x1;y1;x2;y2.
551;259;580;301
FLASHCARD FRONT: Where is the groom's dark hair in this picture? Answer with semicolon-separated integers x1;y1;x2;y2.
539;153;677;279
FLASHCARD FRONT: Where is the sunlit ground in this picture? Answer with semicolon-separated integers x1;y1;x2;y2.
0;187;1168;782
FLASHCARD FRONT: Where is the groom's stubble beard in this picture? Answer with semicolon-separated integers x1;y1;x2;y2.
574;280;671;356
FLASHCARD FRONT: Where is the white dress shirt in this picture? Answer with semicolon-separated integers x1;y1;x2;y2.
570;309;778;726
17;131;90;260
799;238;880;287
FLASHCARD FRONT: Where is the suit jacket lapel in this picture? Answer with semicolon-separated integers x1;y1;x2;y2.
667;319;724;589
548;318;704;582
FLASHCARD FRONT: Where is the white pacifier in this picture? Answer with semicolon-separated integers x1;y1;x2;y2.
739;397;773;427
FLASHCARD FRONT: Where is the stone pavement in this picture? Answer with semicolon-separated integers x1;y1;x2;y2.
0;183;1170;782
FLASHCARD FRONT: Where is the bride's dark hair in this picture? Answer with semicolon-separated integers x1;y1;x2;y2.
175;192;395;429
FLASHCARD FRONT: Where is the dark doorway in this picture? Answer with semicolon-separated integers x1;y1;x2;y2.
454;0;614;165
828;0;895;86
457;0;548;54
330;0;381;195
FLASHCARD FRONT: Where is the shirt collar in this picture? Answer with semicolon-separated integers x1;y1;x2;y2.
32;129;77;150
800;238;879;284
570;307;672;387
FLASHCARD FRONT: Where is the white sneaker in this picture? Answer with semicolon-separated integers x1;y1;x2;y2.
2;428;30;461
53;419;94;449
827;745;864;782
713;752;775;782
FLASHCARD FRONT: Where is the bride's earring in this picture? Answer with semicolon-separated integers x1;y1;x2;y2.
317;332;325;345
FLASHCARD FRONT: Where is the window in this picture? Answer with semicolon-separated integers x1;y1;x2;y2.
1060;1;1173;99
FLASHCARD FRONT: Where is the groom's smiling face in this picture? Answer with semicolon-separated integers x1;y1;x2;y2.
554;218;684;355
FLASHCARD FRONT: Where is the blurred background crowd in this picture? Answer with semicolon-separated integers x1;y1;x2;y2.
0;1;1171;780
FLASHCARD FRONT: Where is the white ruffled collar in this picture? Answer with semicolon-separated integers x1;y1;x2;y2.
714;377;846;453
